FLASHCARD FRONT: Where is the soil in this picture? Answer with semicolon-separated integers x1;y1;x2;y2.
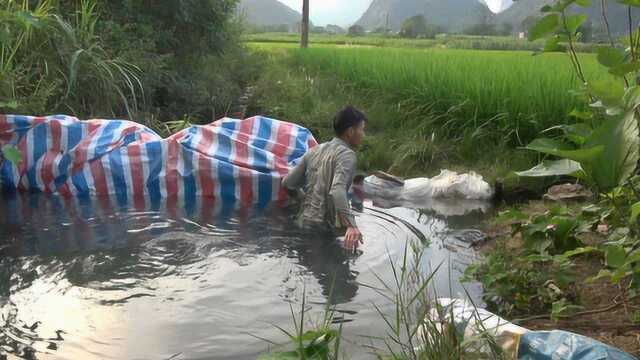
480;200;640;357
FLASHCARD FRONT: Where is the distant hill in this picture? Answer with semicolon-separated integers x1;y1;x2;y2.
356;0;494;32
493;0;638;35
356;0;636;36
237;0;301;27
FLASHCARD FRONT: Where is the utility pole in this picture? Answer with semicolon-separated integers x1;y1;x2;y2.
301;0;309;48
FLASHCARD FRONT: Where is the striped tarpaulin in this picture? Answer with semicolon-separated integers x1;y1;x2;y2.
0;115;317;207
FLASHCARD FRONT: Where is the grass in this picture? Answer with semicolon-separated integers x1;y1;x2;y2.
248;44;609;185
244;32;599;52
285;47;609;147
257;241;505;359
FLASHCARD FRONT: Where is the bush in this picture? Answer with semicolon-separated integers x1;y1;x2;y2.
1;0;256;126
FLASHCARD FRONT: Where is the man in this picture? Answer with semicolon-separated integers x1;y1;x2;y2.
282;105;366;250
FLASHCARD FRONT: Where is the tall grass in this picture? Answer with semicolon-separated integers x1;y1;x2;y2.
0;0;143;118
287;47;610;147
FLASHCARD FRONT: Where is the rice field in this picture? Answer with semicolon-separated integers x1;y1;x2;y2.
278;46;610;145
244;32;598;52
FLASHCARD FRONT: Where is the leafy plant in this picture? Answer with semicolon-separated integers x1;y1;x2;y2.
517;0;640;191
1;145;22;166
257;286;343;360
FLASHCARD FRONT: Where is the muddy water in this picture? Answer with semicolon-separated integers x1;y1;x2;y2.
0;193;487;359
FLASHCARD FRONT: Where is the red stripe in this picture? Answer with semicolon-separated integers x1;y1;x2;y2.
198;128;216;198
0;115;11;142
165;139;179;197
90;157;109;196
16;135;28;191
72;122;101;173
128;143;146;210
200;197;215;224
128;143;144;198
41;120;61;193
59;183;72;197
307;137;318;149
237;119;255;204
273;122;294;176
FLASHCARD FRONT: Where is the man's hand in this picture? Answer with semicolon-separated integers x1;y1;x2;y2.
343;226;363;251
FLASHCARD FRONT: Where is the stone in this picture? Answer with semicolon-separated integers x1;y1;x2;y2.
543;183;593;202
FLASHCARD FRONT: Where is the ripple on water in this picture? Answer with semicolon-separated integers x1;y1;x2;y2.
0;193;488;359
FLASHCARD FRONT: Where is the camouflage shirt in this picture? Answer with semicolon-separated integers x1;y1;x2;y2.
282;137;357;230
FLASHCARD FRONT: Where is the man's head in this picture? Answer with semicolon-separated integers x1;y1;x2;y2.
333;105;367;148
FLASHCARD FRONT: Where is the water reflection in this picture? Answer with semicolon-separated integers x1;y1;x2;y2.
0;192;484;359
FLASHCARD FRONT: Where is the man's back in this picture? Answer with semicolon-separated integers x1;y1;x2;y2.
283;137;357;230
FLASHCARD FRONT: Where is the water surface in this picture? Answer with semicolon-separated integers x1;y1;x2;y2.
0;193;486;359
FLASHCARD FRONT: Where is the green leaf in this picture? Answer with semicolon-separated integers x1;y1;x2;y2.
515;159;583;177
582;110;640;190
564;14;587;34
1;145;22;165
564;246;598;257
606;245;627;268
544;123;593;145
523;138;604;163
569;109;594;121
576;0;592;5
631;202;640;223
587;78;625;109
610;61;640;77
0;100;18;109
597;47;625;68
529;14;561;41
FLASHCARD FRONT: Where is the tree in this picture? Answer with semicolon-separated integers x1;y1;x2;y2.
500;22;514;36
399;15;439;39
348;24;365;37
400;15;427;38
577;21;593;43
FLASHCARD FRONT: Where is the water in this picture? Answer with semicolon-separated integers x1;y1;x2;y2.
0;192;487;359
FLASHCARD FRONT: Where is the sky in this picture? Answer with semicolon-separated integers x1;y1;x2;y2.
277;0;510;27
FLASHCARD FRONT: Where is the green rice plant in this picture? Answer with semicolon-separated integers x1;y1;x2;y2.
370;242;505;359
244;33;598;53
282;47;610;147
256;285;343;360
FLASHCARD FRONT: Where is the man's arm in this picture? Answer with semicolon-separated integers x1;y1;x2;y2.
282;154;307;197
329;151;358;229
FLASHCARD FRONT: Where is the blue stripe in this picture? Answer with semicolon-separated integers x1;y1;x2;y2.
90;121;121;161
289;128;309;163
145;141;162;209
109;148;128;208
216;128;236;203
54;122;83;190
253;118;273;206
13;116;32;138
220;120;237;132
0;160;16;192
182;146;197;215
26;122;47;191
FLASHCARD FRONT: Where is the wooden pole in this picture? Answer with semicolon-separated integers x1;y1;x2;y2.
301;0;309;48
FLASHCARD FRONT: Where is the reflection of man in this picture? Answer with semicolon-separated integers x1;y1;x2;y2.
282;106;367;250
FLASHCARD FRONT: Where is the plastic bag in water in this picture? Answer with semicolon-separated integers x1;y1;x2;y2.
363;169;493;201
424;298;637;360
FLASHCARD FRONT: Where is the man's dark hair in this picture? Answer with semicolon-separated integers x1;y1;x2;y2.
333;105;367;136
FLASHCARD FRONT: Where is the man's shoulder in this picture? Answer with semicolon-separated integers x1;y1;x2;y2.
328;138;356;155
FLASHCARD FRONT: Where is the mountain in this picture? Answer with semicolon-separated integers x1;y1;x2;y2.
493;0;638;35
237;0;301;26
356;0;493;32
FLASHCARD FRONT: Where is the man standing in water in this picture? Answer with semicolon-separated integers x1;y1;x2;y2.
282;106;366;250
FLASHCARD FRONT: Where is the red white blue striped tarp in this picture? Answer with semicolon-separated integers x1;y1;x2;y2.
0;115;317;207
